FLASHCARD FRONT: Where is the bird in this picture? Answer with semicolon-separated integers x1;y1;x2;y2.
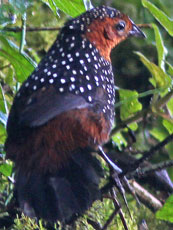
5;5;145;223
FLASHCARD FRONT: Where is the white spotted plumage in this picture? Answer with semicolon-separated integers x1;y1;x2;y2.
17;6;117;125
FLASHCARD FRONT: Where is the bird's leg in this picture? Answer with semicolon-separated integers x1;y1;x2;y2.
98;145;132;218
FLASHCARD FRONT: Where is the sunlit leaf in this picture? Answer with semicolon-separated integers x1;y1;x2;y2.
142;0;173;36
0;163;12;177
152;24;167;71
119;89;142;121
0;36;35;82
135;51;171;89
167;97;173;117
42;0;87;17
166;62;173;76
156;195;173;222
112;132;127;150
163;119;173;134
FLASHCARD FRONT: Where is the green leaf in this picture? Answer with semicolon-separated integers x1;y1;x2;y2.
156;195;173;222
135;51;171;89
163;119;173;134
0;163;12;177
150;125;168;141
167;97;173;117
166;62;173;76
152;24;167;71
119;89;142;121
0;123;6;143
112;132;127;150
142;0;173;36
42;0;87;17
0;36;35;82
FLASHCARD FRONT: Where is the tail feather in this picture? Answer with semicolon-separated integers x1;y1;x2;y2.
15;149;103;222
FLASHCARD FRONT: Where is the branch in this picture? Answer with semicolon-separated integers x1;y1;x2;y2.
130;181;162;212
136;134;173;167
132;160;173;178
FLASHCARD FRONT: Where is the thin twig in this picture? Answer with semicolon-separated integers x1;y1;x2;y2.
121;134;173;176
137;23;152;29
136;134;173;167
87;218;102;230
20;13;27;53
111;188;129;230
102;209;119;230
2;26;61;33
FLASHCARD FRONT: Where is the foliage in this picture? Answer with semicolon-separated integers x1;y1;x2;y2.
0;0;173;229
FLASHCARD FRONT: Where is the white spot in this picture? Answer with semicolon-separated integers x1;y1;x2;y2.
87;58;91;63
62;61;66;65
40;78;44;82
60;78;66;84
35;76;38;80
44;68;48;73
70;77;75;82
59;48;63;52
87;84;92;90
49;79;54;84
72;70;77;75
59;87;64;92
54;59;58;63
72;36;75;40
52;64;56;68
75;52;79;57
89;44;92;49
94;76;99;81
65;64;70;70
86;75;90;80
80;60;84;64
85;53;89;58
69;58;73;62
69;25;74;29
88;96;92;102
84;66;87;71
45;63;48;67
53;73;57;78
69;84;75;91
47;71;51;76
61;52;65;57
65;38;69;42
33;85;37;90
51;50;55;54
79;87;84;93
94;64;98;69
70;43;74;48
80;70;83;74
67;54;71;58
25;82;29;87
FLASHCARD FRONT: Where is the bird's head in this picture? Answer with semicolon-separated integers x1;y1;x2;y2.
68;6;146;61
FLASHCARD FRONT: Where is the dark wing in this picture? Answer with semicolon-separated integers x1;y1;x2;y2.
7;85;91;130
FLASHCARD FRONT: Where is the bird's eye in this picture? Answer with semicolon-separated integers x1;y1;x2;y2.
115;21;126;31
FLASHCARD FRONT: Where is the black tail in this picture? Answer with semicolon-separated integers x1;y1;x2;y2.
15;149;103;223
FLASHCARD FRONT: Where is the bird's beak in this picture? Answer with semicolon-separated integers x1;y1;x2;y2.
129;24;146;38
